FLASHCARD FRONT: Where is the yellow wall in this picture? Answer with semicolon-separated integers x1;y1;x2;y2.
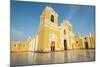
37;25;62;52
11;38;31;52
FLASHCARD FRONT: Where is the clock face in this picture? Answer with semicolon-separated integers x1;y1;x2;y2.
51;15;54;22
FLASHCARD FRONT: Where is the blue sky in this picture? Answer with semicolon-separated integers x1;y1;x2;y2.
11;1;95;41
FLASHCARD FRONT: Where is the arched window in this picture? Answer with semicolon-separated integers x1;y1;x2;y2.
84;37;87;40
69;26;71;31
76;41;78;44
14;44;16;47
64;29;66;35
51;15;54;22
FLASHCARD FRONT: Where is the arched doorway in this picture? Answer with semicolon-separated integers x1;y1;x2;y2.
85;41;88;49
64;40;67;50
84;37;88;49
51;41;55;52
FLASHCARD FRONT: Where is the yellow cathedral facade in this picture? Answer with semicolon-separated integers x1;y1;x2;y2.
11;6;95;52
31;6;75;52
29;6;95;52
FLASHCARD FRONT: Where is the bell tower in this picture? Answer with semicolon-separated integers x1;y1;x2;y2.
37;6;62;52
40;6;58;26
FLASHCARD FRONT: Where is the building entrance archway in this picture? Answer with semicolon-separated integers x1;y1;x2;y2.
64;40;67;50
85;42;88;49
51;41;55;52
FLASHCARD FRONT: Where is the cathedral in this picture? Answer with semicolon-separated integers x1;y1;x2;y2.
11;6;95;52
29;6;95;52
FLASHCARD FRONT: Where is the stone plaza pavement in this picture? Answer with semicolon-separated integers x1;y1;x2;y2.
11;49;95;66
